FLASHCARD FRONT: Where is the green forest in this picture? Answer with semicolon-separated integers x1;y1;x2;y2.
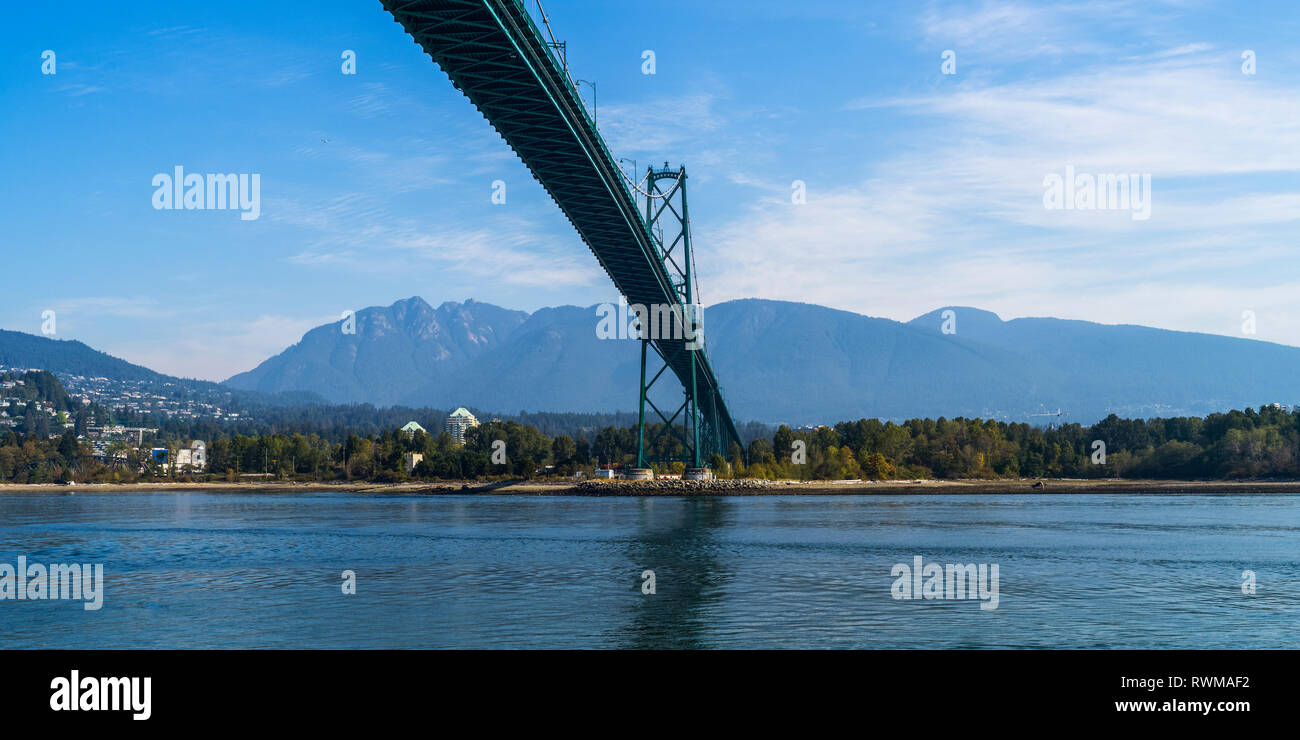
3;389;1300;483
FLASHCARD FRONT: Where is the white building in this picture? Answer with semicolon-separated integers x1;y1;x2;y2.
168;441;207;472
444;407;479;445
403;452;423;474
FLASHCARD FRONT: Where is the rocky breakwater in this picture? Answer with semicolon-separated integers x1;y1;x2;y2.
569;478;777;496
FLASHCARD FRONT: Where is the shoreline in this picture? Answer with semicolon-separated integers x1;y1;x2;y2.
3;478;1300;495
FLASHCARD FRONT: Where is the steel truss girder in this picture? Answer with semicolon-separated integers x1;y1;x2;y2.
382;0;741;463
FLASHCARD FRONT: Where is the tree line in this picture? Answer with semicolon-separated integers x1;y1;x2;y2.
5;405;1300;483
737;407;1300;480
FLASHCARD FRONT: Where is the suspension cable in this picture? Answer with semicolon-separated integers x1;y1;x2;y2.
620;166;683;200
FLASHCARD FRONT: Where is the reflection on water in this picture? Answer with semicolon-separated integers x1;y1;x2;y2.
0;492;1297;649
623;497;733;649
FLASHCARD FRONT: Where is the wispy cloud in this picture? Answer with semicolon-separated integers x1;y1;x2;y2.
44;297;166;320
285;215;601;289
918;0;1194;62
707;42;1300;345
56;83;106;97
599;94;727;158
120;312;334;380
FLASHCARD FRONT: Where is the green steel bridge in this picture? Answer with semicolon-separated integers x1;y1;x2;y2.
383;0;741;469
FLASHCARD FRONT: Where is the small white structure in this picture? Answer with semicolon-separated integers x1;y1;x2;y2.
684;467;713;481
403;452;423;474
173;441;207;471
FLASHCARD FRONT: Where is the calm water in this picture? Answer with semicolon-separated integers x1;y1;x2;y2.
0;491;1296;649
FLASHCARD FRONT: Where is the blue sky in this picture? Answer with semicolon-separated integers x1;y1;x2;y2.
2;0;1298;380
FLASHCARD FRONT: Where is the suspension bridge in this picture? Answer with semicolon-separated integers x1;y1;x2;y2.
382;0;741;473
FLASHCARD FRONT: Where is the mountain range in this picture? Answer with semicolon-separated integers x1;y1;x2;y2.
0;328;322;413
4;298;1296;426
214;296;1300;425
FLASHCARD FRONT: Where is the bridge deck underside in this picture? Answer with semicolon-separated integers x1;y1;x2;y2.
383;0;740;453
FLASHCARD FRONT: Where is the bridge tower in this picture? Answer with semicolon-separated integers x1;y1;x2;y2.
381;0;743;480
630;163;716;475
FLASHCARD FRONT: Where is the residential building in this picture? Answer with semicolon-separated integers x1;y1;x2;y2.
444;407;479;444
175;441;206;471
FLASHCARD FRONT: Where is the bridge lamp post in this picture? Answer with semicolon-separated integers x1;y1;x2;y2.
618;157;637;179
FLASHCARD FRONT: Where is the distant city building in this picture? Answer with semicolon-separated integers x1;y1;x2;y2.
90;426;157;445
444;407;479;444
174;448;199;471
400;421;427;436
176;441;206;471
146;441;206;472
